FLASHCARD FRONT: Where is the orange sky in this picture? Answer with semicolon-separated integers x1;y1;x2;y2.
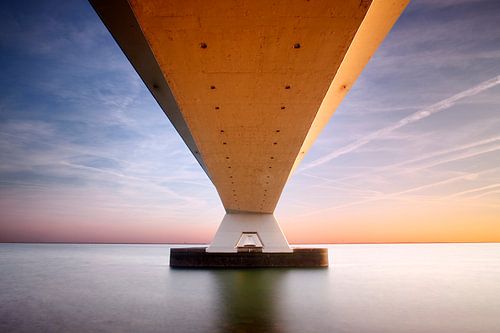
281;199;500;244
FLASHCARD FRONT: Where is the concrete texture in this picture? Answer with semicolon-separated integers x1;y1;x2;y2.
207;213;292;253
91;0;409;214
90;1;408;262
170;247;329;268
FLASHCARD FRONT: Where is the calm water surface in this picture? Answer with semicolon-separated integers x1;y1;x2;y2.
0;243;499;333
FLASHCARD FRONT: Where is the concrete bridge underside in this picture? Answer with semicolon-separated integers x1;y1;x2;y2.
91;0;408;257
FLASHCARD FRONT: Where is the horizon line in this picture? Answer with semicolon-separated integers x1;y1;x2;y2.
1;241;499;245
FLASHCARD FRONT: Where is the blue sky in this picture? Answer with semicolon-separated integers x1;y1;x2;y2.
0;0;499;243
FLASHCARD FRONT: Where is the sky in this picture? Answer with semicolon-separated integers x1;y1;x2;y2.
0;0;499;244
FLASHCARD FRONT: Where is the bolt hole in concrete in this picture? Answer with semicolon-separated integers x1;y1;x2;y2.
210;85;216;89
285;85;291;89
293;42;301;48
200;42;207;49
215;106;220;110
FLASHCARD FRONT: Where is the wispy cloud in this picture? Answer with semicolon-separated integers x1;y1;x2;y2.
301;75;500;171
299;168;499;217
469;190;500;200
1;0;500;242
302;136;500;187
446;184;500;199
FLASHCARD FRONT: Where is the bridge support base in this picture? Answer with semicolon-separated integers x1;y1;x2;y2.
170;247;328;268
207;213;292;253
206;213;292;253
170;213;328;267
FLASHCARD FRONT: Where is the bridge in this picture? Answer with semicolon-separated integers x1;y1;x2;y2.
90;0;409;267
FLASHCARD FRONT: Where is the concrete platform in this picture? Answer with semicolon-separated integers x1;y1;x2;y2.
170;247;328;268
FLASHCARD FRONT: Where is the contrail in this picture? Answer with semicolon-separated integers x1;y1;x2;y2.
469;190;500;200
299;173;475;217
299;168;499;217
60;161;203;205
301;75;500;171
447;184;500;198
302;136;500;184
401;144;500;174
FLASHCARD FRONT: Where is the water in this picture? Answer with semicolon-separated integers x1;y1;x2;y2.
0;243;499;333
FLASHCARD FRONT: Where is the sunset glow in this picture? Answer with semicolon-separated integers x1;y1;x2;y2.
1;0;499;244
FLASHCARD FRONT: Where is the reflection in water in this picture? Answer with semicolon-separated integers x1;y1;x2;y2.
211;269;288;333
1;244;500;332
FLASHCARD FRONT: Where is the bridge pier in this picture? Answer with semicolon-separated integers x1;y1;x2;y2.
206;213;292;253
91;0;408;268
170;213;328;268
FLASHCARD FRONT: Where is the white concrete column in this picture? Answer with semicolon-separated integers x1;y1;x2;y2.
206;213;292;253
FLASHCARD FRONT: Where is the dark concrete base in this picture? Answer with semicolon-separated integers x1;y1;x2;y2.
170;247;328;268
